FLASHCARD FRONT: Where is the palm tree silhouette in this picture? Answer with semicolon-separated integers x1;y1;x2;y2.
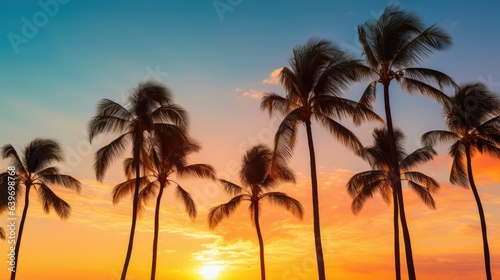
260;38;381;279
347;127;439;279
113;130;216;280
0;227;5;240
422;82;500;280
208;144;303;280
356;5;457;278
88;81;188;280
0;138;81;280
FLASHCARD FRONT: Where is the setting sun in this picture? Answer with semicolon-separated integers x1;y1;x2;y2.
199;265;224;280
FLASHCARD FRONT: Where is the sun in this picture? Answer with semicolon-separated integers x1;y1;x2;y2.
199;265;223;280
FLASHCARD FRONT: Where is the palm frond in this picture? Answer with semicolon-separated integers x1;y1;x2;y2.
402;68;457;91
123;157;136;179
314;49;373;96
407;181;436;209
151;103;189;129
260;191;304;220
112;176;149;204
280;66;304;103
272;108;303;163
400;146;437;170
138;181;161;211
346;170;387;197
260;93;292;116
177;164;216;180
175;185;197;219
0;172;23;214
449;141;468;187
357;25;378;68
392;25;452;68
1;144;26;174
219;179;247;196
351;179;387;215
208;194;250;229
39;173;82;193
23;139;63;173
0;227;5;240
474;138;500;159
475;116;500;138
37;183;71;219
403;171;439;193
88;99;131;142
94;133;130;181
313;95;382;124
398;76;450;105
314;113;364;152
421;130;460;147
357;80;378;111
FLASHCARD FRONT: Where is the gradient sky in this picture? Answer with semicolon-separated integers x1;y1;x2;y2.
1;0;500;279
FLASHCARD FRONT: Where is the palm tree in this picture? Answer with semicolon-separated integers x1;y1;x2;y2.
88;81;188;280
422;82;500;280
208;145;303;280
113;131;216;280
260;39;381;279
347;127;439;280
0;138;81;280
356;5;457;278
0;227;5;240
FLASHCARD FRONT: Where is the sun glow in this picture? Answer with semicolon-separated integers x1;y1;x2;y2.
199;265;224;280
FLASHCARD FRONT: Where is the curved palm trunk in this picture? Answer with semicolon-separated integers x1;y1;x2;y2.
393;188;401;280
120;140;142;280
150;182;166;280
254;203;266;280
10;185;31;280
305;120;326;280
465;145;491;280
382;81;416;280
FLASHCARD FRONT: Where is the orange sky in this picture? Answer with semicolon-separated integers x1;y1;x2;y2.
1;153;499;279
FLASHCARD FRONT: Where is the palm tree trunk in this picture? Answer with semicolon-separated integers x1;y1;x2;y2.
305;120;326;280
465;145;491;280
382;81;416;280
10;185;31;280
393;187;401;280
150;183;165;280
254;204;266;280
120;140;142;280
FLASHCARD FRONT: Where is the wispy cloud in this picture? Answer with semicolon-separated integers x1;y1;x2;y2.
240;89;264;100
261;67;283;85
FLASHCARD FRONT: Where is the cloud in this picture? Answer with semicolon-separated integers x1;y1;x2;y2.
240;89;264;100
262;67;283;85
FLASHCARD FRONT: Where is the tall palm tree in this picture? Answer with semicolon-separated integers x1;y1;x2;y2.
0;138;81;280
422;82;500;280
260;39;381;279
113;131;216;280
347;127;439;280
208;145;303;280
356;5;457;278
88;81;188;280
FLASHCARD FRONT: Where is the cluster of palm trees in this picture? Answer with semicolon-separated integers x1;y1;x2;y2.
261;5;499;280
1;5;499;280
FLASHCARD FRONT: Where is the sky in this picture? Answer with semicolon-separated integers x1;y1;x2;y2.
0;0;500;279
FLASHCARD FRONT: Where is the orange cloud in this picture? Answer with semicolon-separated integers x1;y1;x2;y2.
262;67;283;85
240;89;264;100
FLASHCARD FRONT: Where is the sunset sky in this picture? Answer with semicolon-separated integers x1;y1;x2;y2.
1;0;500;279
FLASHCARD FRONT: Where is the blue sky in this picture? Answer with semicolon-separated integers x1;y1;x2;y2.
1;0;500;178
